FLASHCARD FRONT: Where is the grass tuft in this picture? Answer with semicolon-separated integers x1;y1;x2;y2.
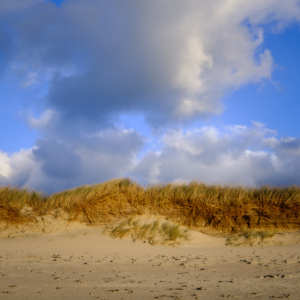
106;217;190;245
226;230;276;246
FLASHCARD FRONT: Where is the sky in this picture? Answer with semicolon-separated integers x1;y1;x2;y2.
1;0;300;193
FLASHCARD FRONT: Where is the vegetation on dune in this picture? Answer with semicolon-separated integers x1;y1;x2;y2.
226;230;276;246
105;216;190;245
1;178;300;235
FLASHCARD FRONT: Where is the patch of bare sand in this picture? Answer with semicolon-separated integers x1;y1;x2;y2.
1;217;300;299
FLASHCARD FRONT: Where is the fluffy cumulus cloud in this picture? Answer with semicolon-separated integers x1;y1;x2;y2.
2;123;300;192
132;123;300;186
1;0;300;192
0;129;144;193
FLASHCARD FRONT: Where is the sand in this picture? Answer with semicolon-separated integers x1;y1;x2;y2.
1;221;300;300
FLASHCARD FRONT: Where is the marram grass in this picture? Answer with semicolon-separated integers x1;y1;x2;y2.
1;178;300;235
226;230;276;246
105;217;190;245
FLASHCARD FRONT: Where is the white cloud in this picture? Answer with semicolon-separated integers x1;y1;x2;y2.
1;123;300;192
131;123;300;187
0;151;12;178
0;149;37;186
26;109;54;129
174;37;213;94
0;128;144;193
3;0;300;126
148;162;161;184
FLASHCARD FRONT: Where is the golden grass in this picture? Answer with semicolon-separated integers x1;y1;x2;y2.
1;178;300;235
105;216;190;245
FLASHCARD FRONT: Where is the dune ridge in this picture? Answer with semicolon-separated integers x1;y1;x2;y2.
1;178;300;237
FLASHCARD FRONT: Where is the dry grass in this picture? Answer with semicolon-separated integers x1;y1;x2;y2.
226;230;276;246
105;216;190;245
1;178;300;235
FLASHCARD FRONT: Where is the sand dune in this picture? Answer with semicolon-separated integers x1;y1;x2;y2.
1;219;300;299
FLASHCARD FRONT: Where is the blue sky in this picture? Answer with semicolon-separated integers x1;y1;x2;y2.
219;25;300;137
1;0;300;193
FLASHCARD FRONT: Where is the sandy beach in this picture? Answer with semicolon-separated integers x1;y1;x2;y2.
1;224;300;300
